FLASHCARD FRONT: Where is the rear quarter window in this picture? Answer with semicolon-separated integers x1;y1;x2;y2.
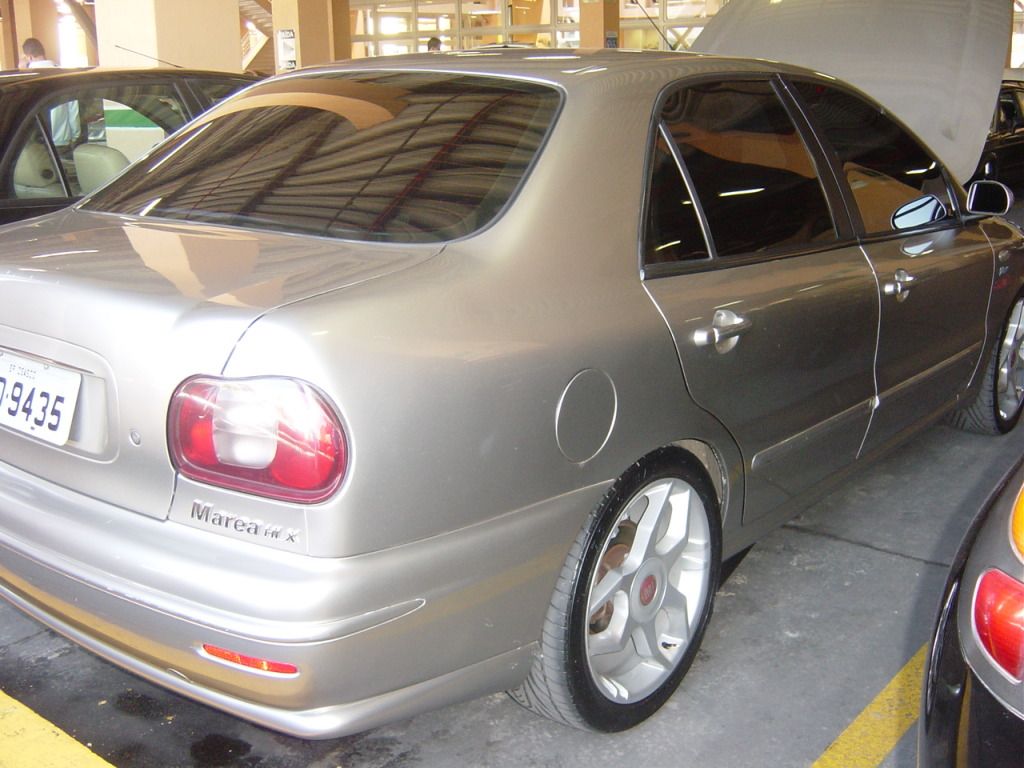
85;72;561;243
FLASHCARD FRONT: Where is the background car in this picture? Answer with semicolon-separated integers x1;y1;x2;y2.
919;456;1024;767
0;67;257;225
972;73;1024;193
0;50;1021;740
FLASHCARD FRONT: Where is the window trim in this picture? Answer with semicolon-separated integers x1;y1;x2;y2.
639;72;855;279
784;75;965;242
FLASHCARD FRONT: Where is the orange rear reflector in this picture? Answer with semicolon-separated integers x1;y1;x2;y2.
201;643;298;675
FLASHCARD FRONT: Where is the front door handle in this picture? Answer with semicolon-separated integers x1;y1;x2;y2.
883;268;917;302
693;309;752;353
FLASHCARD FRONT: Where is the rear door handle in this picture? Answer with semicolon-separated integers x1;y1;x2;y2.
693;309;751;353
883;268;917;302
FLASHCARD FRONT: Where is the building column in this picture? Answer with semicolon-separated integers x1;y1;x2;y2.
272;0;333;73
94;0;241;71
331;0;351;62
579;0;619;49
0;0;15;69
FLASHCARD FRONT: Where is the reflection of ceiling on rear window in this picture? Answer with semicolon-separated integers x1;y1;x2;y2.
85;72;561;244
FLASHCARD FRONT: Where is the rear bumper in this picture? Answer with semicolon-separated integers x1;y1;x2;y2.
918;567;1024;767
0;460;604;738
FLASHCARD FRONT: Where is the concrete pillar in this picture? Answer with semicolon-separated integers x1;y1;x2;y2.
94;0;241;71
330;0;351;61
272;0;333;73
0;0;15;69
579;0;619;49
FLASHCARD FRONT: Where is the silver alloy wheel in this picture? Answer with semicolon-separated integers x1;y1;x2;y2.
584;476;712;704
996;298;1024;423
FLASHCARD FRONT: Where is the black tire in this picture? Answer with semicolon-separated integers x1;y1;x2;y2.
950;295;1024;435
509;447;721;731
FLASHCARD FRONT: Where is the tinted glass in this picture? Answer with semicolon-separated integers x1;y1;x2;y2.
188;77;253;106
794;81;955;235
660;80;837;259
86;72;560;243
644;133;708;264
7;122;64;200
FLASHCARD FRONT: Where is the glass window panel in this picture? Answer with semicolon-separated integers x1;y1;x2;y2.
6;122;65;201
663;80;838;259
794;81;955;235
644;133;709;264
510;0;549;26
463;0;504;33
86;73;562;244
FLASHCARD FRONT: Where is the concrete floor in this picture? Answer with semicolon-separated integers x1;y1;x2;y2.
2;420;1023;768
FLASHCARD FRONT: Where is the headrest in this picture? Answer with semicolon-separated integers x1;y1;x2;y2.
13;142;60;188
74;143;129;194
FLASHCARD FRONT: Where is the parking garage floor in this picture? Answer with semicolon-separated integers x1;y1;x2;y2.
3;419;1023;768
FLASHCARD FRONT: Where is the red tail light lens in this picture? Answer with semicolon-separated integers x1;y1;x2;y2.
973;568;1024;682
201;643;298;675
169;377;346;503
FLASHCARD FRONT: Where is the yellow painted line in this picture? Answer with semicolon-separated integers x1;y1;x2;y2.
0;688;114;768
812;644;927;768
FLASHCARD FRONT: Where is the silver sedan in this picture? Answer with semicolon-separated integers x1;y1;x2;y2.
0;50;1022;738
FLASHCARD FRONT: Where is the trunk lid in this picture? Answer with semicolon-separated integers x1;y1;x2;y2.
0;209;436;518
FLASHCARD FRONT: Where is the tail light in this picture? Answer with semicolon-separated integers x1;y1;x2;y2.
973;568;1024;682
169;376;346;503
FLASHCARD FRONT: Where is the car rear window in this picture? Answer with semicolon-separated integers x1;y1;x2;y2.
83;71;561;243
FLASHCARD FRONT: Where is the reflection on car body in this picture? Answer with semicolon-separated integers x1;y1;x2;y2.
0;50;1022;739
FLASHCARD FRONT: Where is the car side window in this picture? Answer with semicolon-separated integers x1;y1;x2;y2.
6;84;190;200
7;122;65;200
793;81;955;236
649;80;838;263
644;133;709;263
188;77;252;107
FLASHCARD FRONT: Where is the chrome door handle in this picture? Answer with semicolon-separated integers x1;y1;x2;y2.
693;309;751;353
883;268;917;302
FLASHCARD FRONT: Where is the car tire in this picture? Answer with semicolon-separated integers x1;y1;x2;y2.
508;447;721;731
950;294;1024;434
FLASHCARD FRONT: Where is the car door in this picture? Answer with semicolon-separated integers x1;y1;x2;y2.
791;80;993;454
642;78;878;522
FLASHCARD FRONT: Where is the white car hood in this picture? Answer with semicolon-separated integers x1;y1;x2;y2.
691;0;1010;185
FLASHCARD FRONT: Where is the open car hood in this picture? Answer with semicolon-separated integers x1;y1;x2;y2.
691;0;1010;185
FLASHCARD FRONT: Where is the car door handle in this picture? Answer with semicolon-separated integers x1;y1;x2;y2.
883;269;917;303
693;309;752;352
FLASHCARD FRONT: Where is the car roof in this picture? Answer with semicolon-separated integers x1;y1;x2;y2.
292;48;827;89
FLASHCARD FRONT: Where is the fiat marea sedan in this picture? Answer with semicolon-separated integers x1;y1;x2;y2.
0;50;1022;739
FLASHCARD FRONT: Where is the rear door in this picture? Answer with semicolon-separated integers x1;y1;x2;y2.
643;77;878;522
791;81;994;454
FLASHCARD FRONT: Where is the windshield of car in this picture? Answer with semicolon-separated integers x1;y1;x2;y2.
83;71;561;243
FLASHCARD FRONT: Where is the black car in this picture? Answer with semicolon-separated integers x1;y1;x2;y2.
973;78;1024;194
919;455;1024;767
0;68;257;225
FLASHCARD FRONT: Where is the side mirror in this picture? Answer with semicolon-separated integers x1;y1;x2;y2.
966;179;1013;215
891;194;946;231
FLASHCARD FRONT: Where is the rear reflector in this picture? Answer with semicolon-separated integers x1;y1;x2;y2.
1013;486;1023;560
973;568;1024;682
201;643;298;676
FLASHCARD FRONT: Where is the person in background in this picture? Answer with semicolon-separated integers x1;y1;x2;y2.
19;39;81;153
19;38;56;69
427;37;442;51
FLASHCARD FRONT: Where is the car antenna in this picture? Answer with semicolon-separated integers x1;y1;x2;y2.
630;0;680;51
114;44;184;69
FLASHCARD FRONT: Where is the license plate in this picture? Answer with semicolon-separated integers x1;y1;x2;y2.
0;351;82;447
